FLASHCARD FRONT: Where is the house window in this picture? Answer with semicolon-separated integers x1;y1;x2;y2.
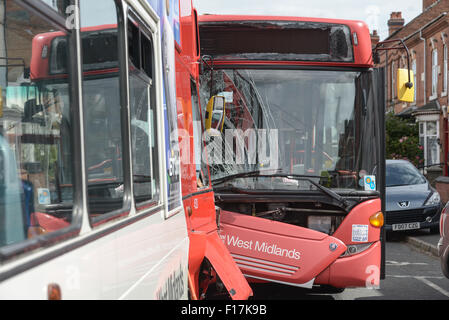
412;59;417;103
431;49;438;98
391;61;395;101
419;121;440;167
444;45;448;95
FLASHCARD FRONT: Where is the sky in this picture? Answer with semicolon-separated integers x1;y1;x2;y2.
192;0;423;41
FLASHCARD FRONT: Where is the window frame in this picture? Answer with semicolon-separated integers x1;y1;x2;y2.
126;8;162;212
443;44;448;97
391;60;395;101
0;0;84;261
431;48;438;99
80;0;133;228
419;120;440;167
412;58;417;105
126;8;161;212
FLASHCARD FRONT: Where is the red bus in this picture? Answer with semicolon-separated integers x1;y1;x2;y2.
0;0;251;300
197;15;403;291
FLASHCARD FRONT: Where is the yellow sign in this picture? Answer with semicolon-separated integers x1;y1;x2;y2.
397;69;415;103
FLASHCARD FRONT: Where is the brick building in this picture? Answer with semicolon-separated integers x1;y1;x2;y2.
375;0;449;177
372;0;449;175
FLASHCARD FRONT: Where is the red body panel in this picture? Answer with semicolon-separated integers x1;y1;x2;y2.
219;199;382;288
198;14;373;68
219;210;347;286
203;231;253;299
314;201;383;288
328;242;381;288
333;199;382;244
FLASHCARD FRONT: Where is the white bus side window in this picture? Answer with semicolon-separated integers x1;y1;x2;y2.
80;0;127;224
128;16;160;208
0;0;75;247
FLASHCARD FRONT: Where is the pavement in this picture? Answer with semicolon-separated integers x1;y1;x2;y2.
401;229;441;257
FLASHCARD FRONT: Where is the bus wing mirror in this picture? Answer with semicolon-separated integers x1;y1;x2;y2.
397;68;415;103
205;95;226;132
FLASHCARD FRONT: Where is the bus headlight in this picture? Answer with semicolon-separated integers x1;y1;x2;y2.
341;243;373;257
308;216;332;234
308;216;344;235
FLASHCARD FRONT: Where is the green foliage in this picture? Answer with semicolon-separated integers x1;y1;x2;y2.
385;112;424;168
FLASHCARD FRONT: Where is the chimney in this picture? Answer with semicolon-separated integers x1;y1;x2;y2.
371;30;380;48
423;0;438;11
388;12;405;36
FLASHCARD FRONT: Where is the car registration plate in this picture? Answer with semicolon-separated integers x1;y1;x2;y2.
392;222;420;231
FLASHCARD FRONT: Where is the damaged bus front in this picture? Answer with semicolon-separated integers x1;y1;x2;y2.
198;16;390;290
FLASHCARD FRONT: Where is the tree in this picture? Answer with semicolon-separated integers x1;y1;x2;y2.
385;112;423;168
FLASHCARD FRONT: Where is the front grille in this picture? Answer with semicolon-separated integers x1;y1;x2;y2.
386;207;439;225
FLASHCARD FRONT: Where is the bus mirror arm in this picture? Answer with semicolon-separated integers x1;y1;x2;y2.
373;39;414;102
373;38;412;86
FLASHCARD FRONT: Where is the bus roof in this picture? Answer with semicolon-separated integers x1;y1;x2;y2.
199;14;367;26
199;15;373;68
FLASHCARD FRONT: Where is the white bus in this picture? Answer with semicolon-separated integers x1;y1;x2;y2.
0;0;190;299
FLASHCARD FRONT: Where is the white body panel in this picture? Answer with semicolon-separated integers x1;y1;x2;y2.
0;208;188;299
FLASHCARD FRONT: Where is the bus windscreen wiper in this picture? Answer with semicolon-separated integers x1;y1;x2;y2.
212;171;350;210
211;170;266;185
278;174;351;209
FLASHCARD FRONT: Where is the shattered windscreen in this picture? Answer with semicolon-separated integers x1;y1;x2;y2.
199;68;381;192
